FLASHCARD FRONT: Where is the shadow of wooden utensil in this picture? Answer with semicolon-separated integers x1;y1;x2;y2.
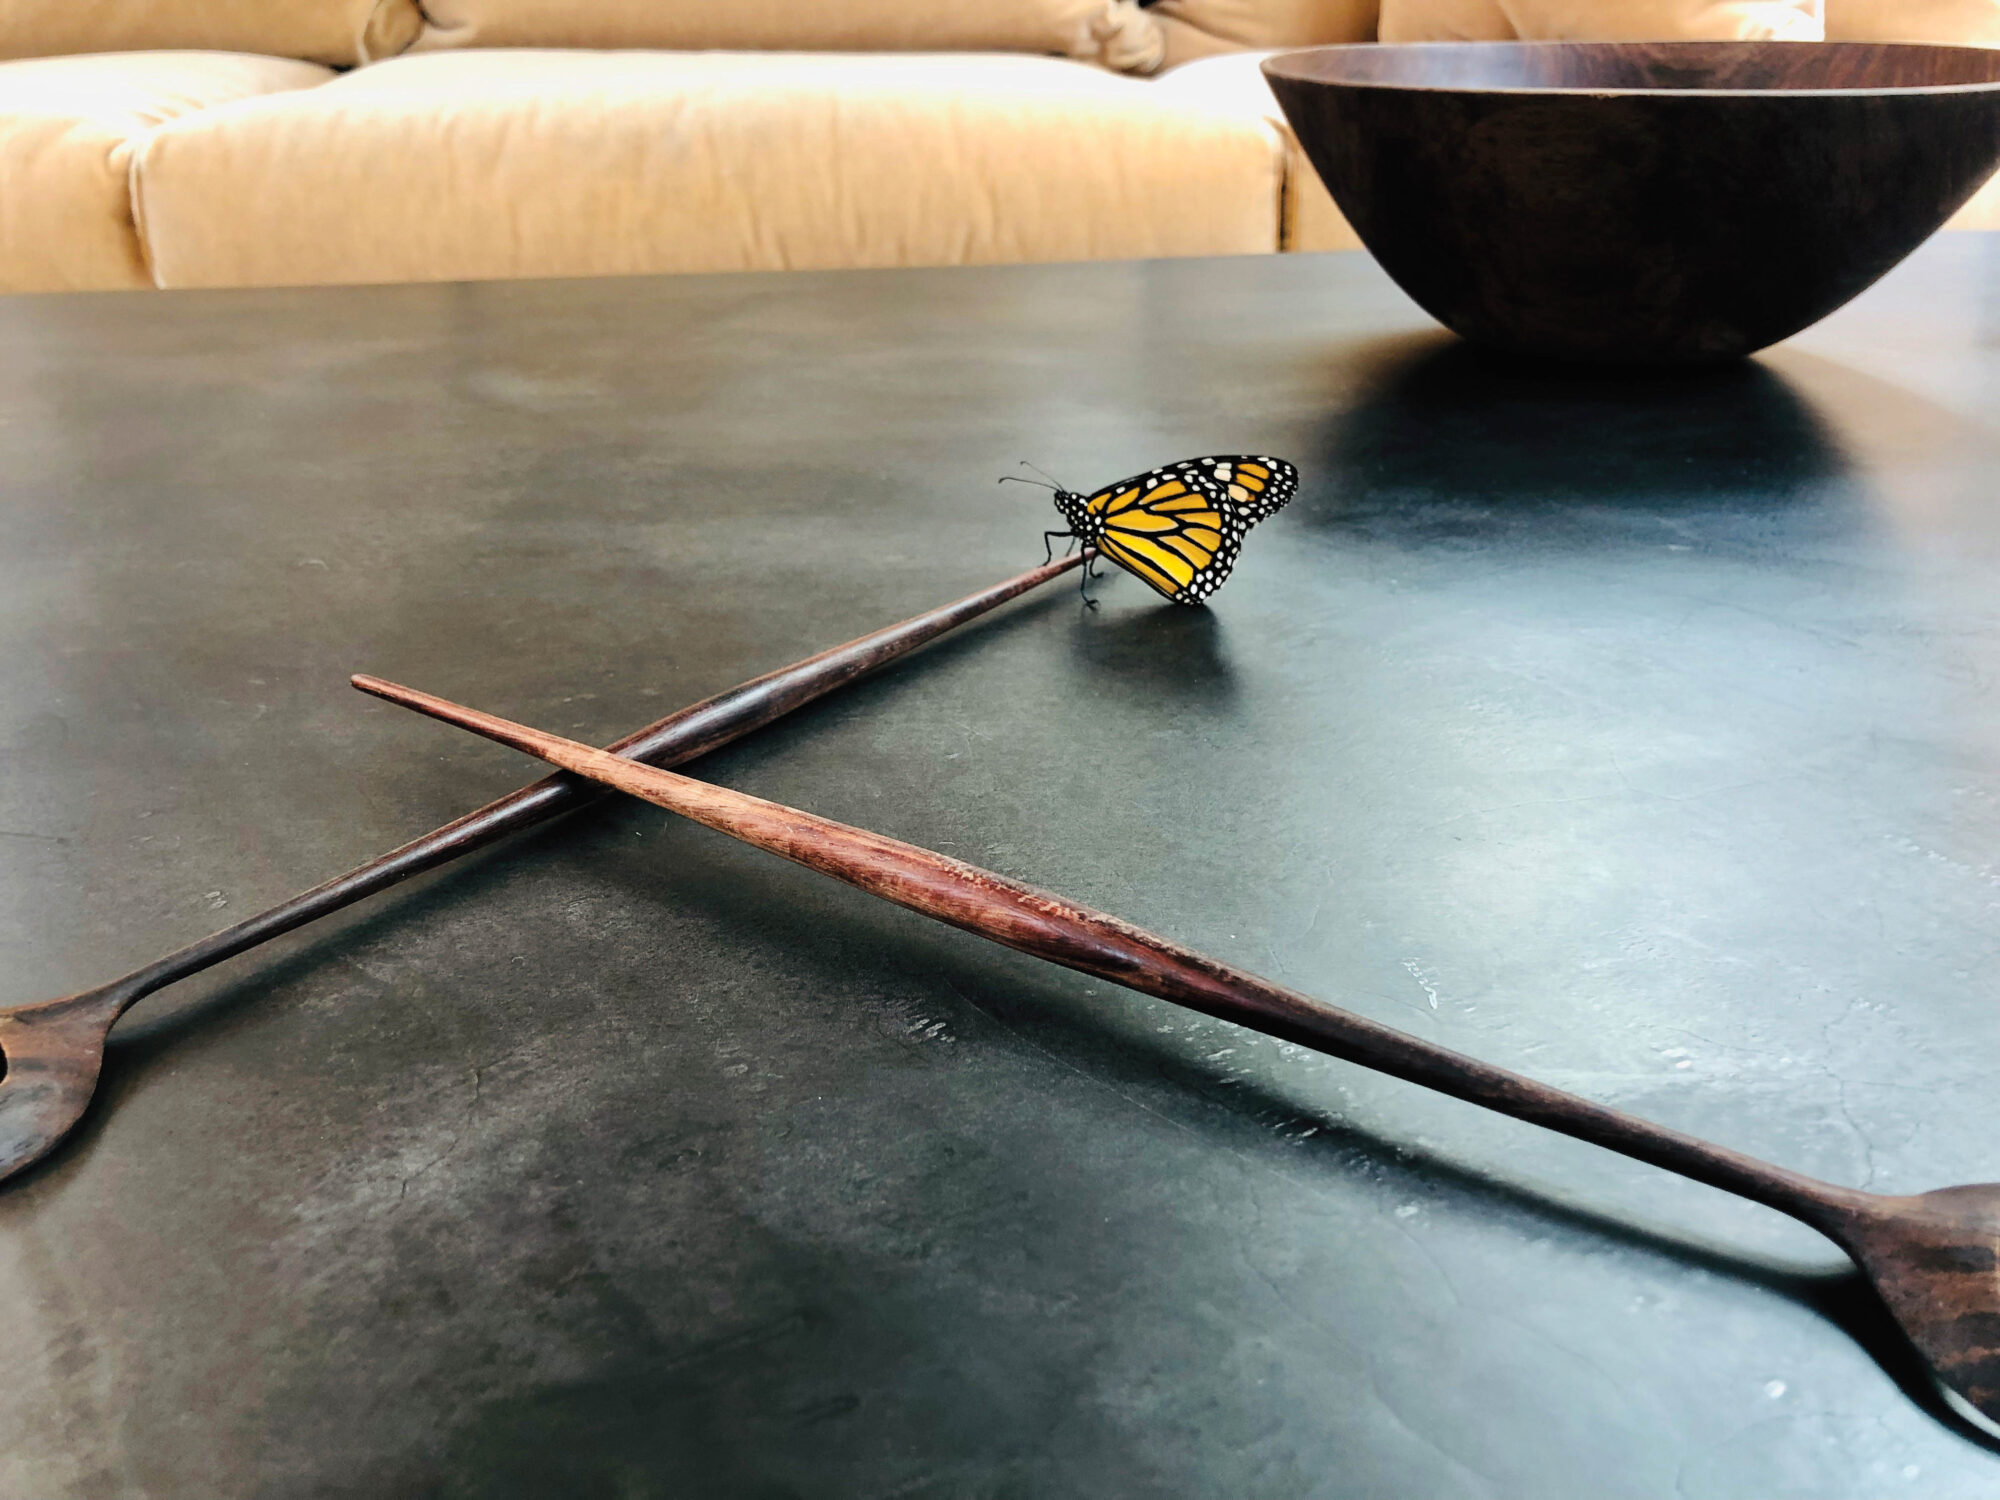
0;555;1085;1189
354;670;2000;1440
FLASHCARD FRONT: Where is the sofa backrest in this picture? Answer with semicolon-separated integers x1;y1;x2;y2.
408;0;1142;62
404;0;1385;73
1153;0;1378;47
1380;0;1823;42
0;0;420;66
1826;1;2000;44
0;0;1391;72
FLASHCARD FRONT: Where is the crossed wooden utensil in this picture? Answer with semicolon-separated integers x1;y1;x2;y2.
5;552;2000;1432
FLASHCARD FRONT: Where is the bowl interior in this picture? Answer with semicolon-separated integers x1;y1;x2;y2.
1263;40;2000;95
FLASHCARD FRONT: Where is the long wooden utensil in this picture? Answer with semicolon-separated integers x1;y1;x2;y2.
0;553;1086;1185
356;673;2000;1430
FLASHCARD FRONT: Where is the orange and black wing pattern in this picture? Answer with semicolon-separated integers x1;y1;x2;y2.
1082;456;1296;605
1083;467;1245;605
1179;456;1298;523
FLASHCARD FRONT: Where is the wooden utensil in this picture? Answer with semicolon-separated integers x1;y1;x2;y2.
0;553;1085;1186
356;674;2000;1429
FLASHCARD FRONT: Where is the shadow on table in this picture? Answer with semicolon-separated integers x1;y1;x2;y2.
6;577;1069;1140
905;937;2000;1456
1291;334;1856;532
74;794;1997;1457
21;353;1995;1453
1066;597;1239;713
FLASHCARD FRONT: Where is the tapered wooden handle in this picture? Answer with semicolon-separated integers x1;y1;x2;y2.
351;675;1861;1230
89;553;1084;1019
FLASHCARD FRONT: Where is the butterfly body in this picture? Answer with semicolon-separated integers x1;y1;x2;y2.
1046;455;1298;606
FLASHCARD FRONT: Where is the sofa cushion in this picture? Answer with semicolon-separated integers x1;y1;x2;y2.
1827;2;2000;44
0;50;332;293
131;49;1286;289
1156;51;1361;251
0;0;419;68
1380;0;1823;41
1951;173;2000;229
407;0;1147;63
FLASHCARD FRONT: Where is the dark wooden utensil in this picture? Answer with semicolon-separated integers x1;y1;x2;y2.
0;553;1085;1186
357;674;2000;1429
1264;41;2000;364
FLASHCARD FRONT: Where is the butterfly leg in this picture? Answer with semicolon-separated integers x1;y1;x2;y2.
1043;529;1073;566
1077;553;1100;611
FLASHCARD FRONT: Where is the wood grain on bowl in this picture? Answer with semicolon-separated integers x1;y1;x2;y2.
1264;42;2000;364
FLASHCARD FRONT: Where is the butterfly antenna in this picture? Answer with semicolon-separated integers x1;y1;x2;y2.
997;474;1057;492
1020;461;1066;489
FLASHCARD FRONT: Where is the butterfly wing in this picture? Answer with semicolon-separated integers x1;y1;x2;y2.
1173;456;1298;524
1082;467;1247;606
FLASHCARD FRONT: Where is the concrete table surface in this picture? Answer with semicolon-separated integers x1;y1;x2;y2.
4;240;2000;1497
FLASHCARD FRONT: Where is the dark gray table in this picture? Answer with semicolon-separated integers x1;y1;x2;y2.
4;239;2000;1498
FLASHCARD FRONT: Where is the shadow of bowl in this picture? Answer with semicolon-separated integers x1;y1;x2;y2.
1296;335;1851;532
1264;42;2000;366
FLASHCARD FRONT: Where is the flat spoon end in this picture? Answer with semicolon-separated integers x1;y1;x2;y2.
1834;1185;2000;1428
0;987;125;1185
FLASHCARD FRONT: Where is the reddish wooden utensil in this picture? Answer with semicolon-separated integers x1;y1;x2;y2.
0;553;1084;1186
356;673;2000;1431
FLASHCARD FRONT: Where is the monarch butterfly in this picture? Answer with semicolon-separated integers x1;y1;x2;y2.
1005;456;1300;606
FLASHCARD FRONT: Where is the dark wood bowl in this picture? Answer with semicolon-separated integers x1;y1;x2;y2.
1263;42;2000;365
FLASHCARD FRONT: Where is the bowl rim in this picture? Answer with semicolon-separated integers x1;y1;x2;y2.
1259;39;2000;100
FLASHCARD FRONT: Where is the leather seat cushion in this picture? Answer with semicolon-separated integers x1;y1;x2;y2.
133;49;1288;289
0;50;332;293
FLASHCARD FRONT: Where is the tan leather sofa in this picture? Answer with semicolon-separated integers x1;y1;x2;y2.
3;0;1996;296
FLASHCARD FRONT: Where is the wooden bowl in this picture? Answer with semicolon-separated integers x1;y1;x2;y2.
1263;42;2000;365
